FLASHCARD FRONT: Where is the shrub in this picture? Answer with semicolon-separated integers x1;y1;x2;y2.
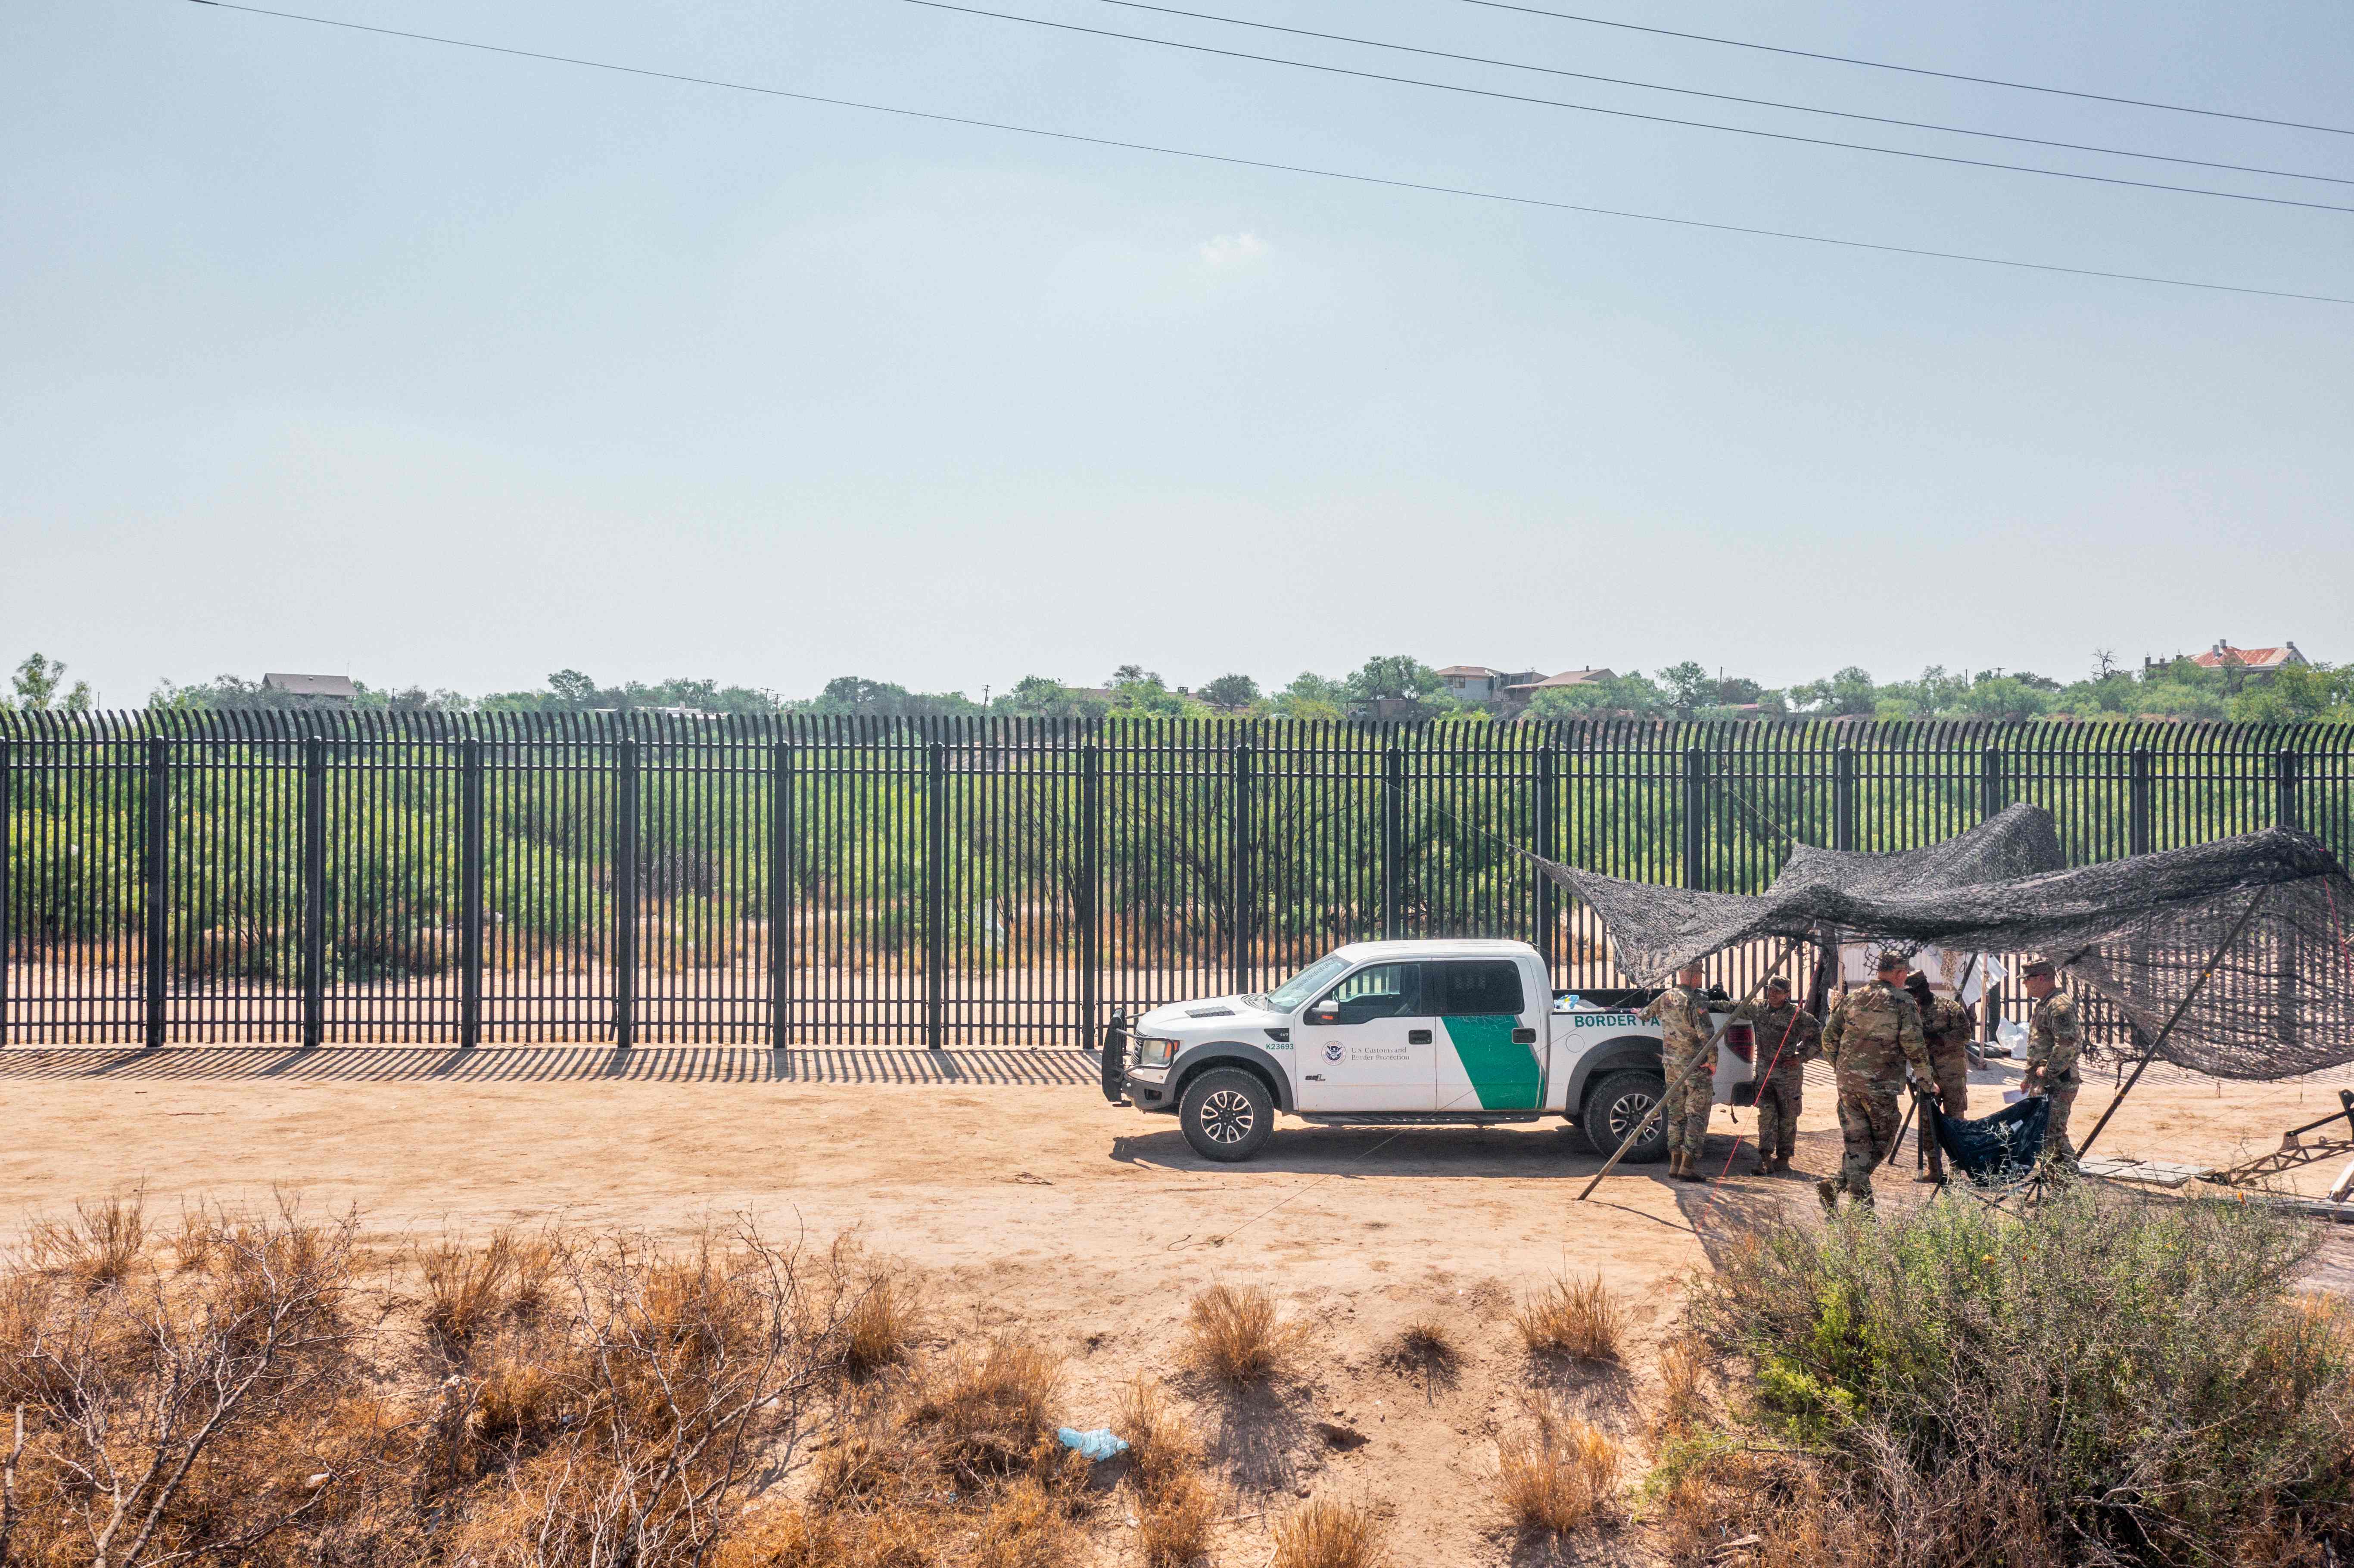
1184;1284;1304;1387
1137;1467;1218;1568
838;1272;917;1377
1688;1186;2354;1565
1513;1274;1626;1362
1271;1498;1384;1568
1496;1400;1618;1537
910;1336;1063;1485
28;1194;146;1289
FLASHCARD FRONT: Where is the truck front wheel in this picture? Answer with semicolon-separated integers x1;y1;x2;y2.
1580;1070;1669;1163
1179;1068;1276;1163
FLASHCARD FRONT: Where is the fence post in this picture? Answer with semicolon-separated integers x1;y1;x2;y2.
769;743;792;1048
1833;745;1856;852
1230;744;1254;996
1534;747;1558;973
144;734;168;1049
301;735;326;1050
2278;748;2302;831
615;737;638;1049
2130;748;2153;856
1078;743;1100;1049
1980;744;2005;821
925;740;947;1050
460;737;483;1048
0;738;10;1045
1383;745;1405;940
1682;747;1706;890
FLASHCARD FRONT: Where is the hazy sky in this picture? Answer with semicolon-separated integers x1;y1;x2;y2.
5;0;2349;706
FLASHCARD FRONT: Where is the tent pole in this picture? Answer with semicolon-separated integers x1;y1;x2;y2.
2076;888;2271;1162
1578;935;1801;1201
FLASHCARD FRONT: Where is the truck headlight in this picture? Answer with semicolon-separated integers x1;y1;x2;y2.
1133;1036;1178;1067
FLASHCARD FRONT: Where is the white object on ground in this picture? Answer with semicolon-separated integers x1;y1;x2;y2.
1996;1020;2029;1053
1058;1427;1128;1462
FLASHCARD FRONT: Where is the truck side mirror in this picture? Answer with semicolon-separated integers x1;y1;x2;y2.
1308;1001;1339;1024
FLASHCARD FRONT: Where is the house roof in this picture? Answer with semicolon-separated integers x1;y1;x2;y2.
1434;665;1503;679
2190;642;2303;671
261;673;358;699
1504;667;1615;692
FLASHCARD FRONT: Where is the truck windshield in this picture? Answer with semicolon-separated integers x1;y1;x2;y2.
1265;954;1351;1013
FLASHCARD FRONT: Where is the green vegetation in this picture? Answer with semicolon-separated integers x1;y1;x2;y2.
11;647;2351;725
1669;1187;2354;1565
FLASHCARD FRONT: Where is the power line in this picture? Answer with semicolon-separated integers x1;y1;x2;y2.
1458;0;2354;140
903;0;2354;216
178;1;2354;308
1086;0;2354;188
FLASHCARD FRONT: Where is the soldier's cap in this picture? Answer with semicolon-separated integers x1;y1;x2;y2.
2020;958;2057;979
1765;975;1791;993
1873;948;1910;973
1904;970;1932;992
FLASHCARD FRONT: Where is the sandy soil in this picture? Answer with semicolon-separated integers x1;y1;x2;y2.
5;1047;2351;1564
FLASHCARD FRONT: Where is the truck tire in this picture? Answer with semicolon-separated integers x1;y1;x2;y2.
1580;1069;1669;1164
1179;1068;1276;1163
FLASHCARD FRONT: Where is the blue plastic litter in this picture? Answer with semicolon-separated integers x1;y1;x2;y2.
1057;1426;1129;1462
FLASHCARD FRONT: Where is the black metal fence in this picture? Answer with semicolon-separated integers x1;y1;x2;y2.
3;712;2348;1049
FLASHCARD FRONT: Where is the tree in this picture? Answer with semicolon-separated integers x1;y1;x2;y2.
547;669;599;706
1199;673;1260;709
1657;662;1714;711
9;652;93;713
1269;672;1347;720
1341;656;1444;704
1106;668;1192;718
1786;666;1877;717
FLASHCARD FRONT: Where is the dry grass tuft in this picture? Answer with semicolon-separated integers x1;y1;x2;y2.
1513;1273;1627;1363
1121;1377;1216;1567
1396;1319;1454;1364
1119;1375;1203;1495
1652;1340;1710;1439
1137;1467;1218;1568
1496;1399;1619;1538
29;1194;147;1288
1271;1498;1385;1568
1184;1284;1305;1387
912;1335;1063;1484
840;1273;918;1377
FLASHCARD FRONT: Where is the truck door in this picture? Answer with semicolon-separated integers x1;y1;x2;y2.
1297;962;1437;1112
1429;959;1543;1111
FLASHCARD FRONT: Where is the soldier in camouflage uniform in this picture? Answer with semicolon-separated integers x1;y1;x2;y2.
1732;976;1820;1176
1906;970;1975;1184
1640;960;1719;1183
2018;958;2083;1173
1815;949;1931;1214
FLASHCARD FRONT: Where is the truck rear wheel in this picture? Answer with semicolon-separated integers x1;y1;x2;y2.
1179;1068;1275;1163
1580;1069;1669;1163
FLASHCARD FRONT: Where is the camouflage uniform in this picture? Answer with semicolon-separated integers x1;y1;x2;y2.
2026;989;2085;1170
1817;981;1931;1206
1732;997;1821;1164
1919;995;1973;1118
1640;983;1718;1165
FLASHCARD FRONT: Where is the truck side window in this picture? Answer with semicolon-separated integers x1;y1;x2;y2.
1430;961;1524;1017
1317;963;1422;1025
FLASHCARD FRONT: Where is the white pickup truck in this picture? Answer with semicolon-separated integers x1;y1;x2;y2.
1107;939;1758;1163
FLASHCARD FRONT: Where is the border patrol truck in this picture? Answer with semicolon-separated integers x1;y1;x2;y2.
1108;938;1754;1163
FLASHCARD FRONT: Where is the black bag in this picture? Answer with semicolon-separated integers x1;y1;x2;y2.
1931;1095;2052;1184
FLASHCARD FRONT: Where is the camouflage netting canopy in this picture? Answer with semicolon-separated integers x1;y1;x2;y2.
1530;804;2354;1081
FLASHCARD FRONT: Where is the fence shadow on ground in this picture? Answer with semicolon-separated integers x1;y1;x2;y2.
0;1045;1098;1087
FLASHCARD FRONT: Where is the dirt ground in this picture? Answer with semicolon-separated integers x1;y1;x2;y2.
6;1045;2353;1565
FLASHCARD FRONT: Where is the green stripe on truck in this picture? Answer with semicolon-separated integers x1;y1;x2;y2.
1442;1014;1540;1110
